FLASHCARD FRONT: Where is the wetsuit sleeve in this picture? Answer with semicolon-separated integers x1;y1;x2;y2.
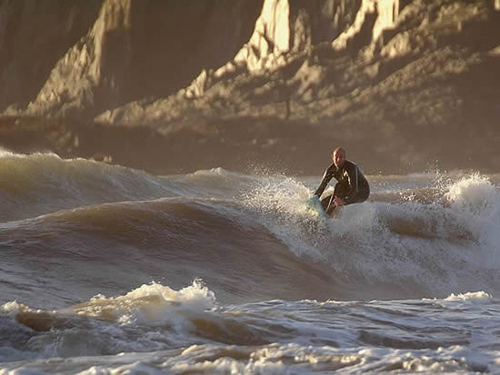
343;164;360;204
313;166;335;197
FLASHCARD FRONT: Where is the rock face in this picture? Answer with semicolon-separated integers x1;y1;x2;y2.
2;0;262;119
25;0;132;118
0;0;102;112
1;0;500;174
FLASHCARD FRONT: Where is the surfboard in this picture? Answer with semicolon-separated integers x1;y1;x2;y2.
305;196;328;219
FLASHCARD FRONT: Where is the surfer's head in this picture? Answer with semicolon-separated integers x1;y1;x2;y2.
332;147;346;168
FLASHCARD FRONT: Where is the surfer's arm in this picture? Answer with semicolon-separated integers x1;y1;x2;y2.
313;166;335;197
343;165;360;204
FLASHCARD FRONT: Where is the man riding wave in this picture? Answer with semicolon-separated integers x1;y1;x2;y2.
312;147;370;216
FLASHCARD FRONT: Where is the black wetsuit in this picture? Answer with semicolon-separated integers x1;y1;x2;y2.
314;160;370;214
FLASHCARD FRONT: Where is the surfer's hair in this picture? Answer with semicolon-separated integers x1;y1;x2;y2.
333;147;346;157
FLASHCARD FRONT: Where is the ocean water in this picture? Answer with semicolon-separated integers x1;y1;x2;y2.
1;151;500;374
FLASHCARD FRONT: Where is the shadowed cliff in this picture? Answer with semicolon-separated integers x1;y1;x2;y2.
0;0;262;118
1;0;499;175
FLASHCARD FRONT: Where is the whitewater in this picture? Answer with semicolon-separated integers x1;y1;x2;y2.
1;151;500;374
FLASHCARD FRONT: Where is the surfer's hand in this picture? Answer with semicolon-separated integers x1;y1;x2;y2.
334;197;345;206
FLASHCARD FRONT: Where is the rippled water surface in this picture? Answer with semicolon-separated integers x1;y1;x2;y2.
1;152;500;373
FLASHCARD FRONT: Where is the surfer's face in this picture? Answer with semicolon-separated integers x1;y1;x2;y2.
333;150;346;168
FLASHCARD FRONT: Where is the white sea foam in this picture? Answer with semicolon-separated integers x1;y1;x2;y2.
0;150;62;160
167;343;496;374
444;291;493;302
190;167;230;176
444;174;500;263
4;343;498;374
445;173;498;215
242;175;328;259
121;279;216;311
0;148;16;158
0;301;32;315
74;279;216;328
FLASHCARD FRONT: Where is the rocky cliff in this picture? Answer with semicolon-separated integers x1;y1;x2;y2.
1;0;499;174
0;0;102;111
1;0;262;118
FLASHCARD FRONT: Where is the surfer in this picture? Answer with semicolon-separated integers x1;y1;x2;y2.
313;147;370;215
